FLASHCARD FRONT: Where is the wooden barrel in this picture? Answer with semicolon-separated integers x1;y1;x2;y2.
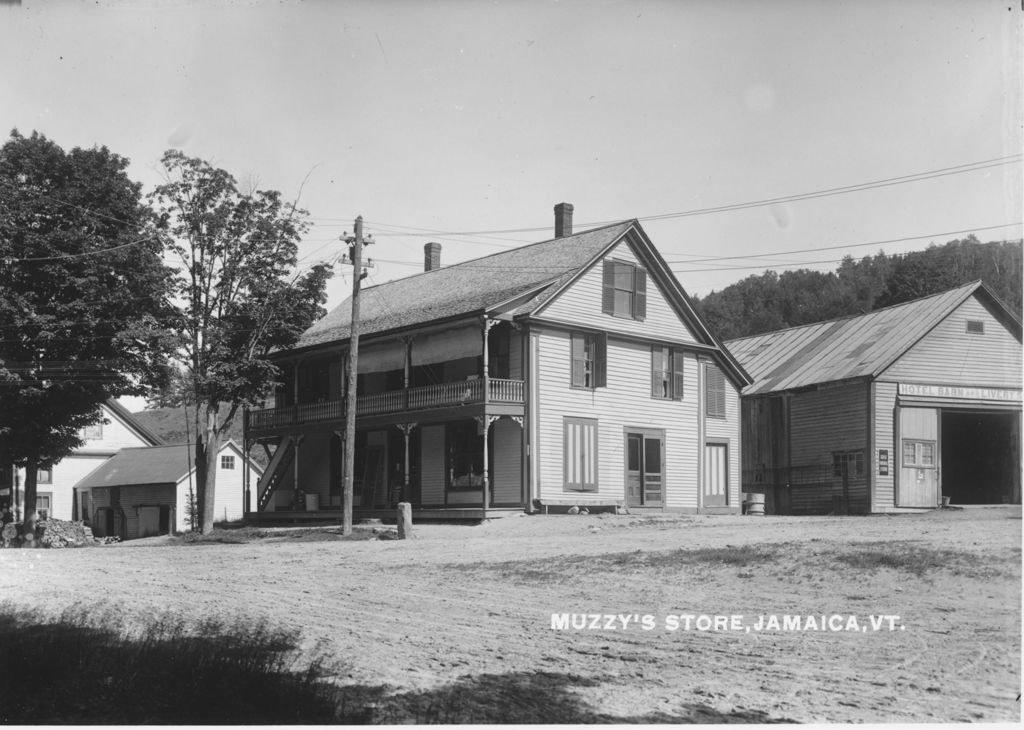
744;492;765;516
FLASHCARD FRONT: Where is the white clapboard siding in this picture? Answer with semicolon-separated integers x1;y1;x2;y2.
704;376;742;509
419;425;446;506
881;296;1023;387
534;330;702;508
872;381;898;510
539;241;700;343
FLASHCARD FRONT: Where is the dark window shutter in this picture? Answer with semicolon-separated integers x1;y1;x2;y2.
633;267;647;320
602;261;615;314
672;349;685;400
705;364;726;417
593;333;608;388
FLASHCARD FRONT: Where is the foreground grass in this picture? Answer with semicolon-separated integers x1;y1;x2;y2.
0;604;365;724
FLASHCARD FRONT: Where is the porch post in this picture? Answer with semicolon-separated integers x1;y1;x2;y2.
397;423;417;503
243;438;251;514
292;435;304;511
481;318;497;512
476;415;498;514
402;335;414;411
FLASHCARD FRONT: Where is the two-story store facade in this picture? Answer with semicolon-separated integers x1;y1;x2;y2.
244;205;750;519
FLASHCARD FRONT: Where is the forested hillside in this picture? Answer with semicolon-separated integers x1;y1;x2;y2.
692;236;1022;341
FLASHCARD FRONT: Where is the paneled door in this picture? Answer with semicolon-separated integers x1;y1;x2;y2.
703;442;729;507
625;431;664;507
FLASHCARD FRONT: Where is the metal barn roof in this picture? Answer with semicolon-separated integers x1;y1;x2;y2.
725;281;1019;396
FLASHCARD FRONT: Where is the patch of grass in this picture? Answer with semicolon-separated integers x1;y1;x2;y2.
177;525;378;545
476;543;785;582
832;541;1005;578
0;603;366;724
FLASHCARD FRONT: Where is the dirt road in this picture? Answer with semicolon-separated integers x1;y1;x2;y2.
1;506;1019;723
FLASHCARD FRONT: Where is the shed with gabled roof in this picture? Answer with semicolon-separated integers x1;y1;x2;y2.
727;282;1022;513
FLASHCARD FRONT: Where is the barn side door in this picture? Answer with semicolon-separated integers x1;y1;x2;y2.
897;407;939;507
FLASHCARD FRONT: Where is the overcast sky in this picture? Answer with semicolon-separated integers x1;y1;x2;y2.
1;0;1021;313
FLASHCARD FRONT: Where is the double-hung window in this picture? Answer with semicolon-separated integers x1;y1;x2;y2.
570;332;607;389
651;347;685;400
602;260;647;320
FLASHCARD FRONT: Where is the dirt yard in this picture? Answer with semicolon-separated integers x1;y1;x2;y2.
1;506;1020;723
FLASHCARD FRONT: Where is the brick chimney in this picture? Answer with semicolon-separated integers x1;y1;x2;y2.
554;202;574;238
424;242;441;271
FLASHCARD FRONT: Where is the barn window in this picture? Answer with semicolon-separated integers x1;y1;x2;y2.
602;260;647;320
220;455;235;470
564;417;598;492
832;451;865;477
965;320;985;335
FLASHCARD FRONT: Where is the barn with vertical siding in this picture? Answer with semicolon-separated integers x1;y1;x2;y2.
727;281;1022;513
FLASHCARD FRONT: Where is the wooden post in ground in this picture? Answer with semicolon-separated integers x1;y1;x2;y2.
397;502;413;539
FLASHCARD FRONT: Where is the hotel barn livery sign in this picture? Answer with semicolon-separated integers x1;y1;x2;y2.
898;383;1023;403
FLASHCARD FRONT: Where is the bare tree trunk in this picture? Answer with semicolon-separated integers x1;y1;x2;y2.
198;402;220;535
23;452;38;532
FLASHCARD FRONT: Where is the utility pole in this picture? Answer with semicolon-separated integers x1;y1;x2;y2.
341;216;373;535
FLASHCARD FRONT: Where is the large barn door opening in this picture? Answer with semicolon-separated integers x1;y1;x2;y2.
897;407;939;507
941;410;1020;505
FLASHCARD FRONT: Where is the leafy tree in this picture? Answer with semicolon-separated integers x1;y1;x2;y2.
0;130;175;526
149;151;331;534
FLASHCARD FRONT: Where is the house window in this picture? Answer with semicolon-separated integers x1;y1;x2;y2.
651;347;685;400
37;467;52;484
564;417;598;492
82;423;103;440
35;493;51;520
832;451;865;477
965;320;985;335
570;332;607;389
602;260;647;320
220;455;235;470
704;364;726;418
902;440;936;468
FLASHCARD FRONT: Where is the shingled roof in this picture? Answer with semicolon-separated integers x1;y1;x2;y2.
295;221;635;350
74;441;256;489
726;281;1022;396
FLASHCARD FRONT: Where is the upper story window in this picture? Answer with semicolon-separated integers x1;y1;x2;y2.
602;260;647;320
570;332;607;389
965;320;985;335
37;467;52;484
651;347;685;400
220;455;236;471
82;423;103;441
704;363;726;418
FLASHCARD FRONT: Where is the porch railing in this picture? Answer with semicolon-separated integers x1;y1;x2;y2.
246;378;525;430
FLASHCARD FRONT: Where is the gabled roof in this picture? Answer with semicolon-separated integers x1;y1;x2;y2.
294;221;636;350
74;440;258;490
103;399;164;446
726;281;1022;396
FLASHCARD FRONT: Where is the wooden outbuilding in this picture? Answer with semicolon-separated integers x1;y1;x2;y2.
727;282;1022;513
74;441;259;539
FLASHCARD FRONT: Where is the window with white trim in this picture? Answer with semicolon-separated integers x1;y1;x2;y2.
37;467;53;484
602;260;647;320
651;347;685;400
220;454;236;470
902;440;936;467
570;332;607;389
